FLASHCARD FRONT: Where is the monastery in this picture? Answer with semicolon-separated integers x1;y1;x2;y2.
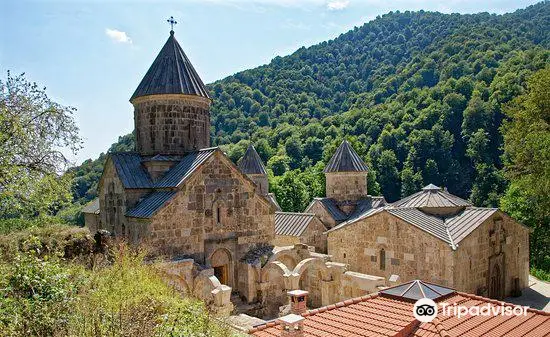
83;27;534;332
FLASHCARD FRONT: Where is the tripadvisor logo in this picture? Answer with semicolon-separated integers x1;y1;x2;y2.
413;298;530;322
413;298;437;322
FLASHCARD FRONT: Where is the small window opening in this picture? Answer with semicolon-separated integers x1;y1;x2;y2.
380;249;386;271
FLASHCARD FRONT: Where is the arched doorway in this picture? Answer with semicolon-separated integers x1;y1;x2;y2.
210;249;233;287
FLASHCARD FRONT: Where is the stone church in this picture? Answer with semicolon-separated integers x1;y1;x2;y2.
85;27;529;315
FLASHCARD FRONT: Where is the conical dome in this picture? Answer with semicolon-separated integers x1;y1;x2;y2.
238;144;267;175
324;140;369;173
131;31;210;101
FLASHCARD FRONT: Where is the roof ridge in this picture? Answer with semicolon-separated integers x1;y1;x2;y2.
275;212;316;216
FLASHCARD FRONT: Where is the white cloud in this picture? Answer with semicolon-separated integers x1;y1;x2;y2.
105;28;132;44
327;0;350;10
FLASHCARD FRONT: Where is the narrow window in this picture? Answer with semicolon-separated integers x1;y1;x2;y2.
343;253;347;259
380;249;386;271
217;206;221;224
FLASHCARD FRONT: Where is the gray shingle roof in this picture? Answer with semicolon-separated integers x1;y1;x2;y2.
314;198;348;221
380;280;455;301
82;198;100;214
142;154;182;162
392;184;471;208
238;144;267;175
126;191;177;218
324;140;369;173
110;153;153;189
131;31;210;101
446;208;498;244
275;212;317;236
387;208;451;246
155;147;217;188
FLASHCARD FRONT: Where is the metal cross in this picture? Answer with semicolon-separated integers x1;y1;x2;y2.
167;16;178;31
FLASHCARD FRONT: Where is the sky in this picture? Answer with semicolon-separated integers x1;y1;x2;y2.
0;0;541;165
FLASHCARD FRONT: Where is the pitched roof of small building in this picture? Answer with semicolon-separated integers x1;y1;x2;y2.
392;184;471;209
130;31;210;101
275;212;318;237
249;281;550;337
82;198;100;214
324;140;369;173
126;190;177;218
310;196;387;225
110;152;154;189
238;144;267;175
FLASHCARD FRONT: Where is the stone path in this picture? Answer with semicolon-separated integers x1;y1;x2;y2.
505;275;550;312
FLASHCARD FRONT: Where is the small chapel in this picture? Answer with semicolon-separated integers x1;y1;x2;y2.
84;25;530;317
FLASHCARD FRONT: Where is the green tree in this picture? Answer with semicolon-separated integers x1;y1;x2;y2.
0;72;80;221
500;67;550;274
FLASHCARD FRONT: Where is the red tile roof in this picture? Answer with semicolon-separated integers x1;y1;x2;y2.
249;291;550;337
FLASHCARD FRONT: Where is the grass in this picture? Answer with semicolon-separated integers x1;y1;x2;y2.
531;267;550;282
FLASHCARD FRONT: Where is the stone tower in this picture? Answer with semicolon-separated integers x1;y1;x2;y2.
324;140;369;204
130;30;211;156
238;144;268;195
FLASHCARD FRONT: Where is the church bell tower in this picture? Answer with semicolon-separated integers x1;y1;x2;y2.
130;21;211;156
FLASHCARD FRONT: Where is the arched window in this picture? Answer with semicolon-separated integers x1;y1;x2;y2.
380;249;386;271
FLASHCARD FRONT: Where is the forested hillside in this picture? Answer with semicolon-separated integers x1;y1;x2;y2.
72;3;550;210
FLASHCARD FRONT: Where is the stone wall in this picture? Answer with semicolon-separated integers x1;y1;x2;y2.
146;152;275;295
325;172;368;203
327;211;455;287
132;94;211;156
247;173;268;196
98;160;127;235
453;212;530;298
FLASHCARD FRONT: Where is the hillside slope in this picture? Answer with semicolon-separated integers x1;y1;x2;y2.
71;2;550;208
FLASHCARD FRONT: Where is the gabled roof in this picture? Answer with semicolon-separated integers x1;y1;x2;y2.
126;191;177;218
238;144;267;175
392;184;471;208
446;207;498;244
327;206;499;249
275;212;317;237
324;140;369;173
380;280;455;301
82;198;100;214
387;207;452;246
309;198;348;222
249;284;550;337
131;31;210;101
141;154;182;162
110;152;153;189
155;147;217;188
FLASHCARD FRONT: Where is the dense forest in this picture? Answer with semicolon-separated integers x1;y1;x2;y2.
68;3;549;273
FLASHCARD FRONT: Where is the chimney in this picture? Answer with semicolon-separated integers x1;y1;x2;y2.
278;314;304;337
288;290;308;315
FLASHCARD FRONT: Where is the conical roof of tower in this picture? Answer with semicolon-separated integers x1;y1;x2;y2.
131;31;210;101
324;140;369;173
238;144;267;175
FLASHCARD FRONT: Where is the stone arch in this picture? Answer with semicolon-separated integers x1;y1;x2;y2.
193;273;221;305
209;248;233;287
293;258;330;308
293;258;330;280
270;249;300;270
260;261;291;318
